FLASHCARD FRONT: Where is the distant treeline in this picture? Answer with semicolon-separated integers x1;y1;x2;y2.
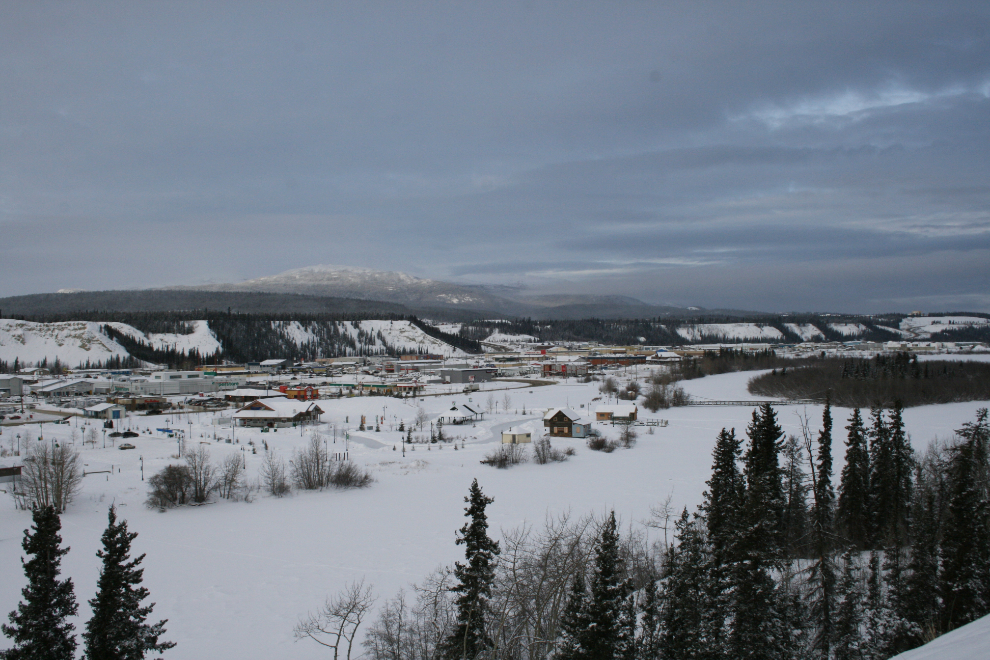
748;352;990;407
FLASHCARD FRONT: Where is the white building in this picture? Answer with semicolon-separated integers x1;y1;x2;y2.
115;371;218;396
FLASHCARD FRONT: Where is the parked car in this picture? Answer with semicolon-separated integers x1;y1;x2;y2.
118;443;136;450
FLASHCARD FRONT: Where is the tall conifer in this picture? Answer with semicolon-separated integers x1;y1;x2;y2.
83;505;174;660
1;506;78;660
837;408;870;549
443;479;500;660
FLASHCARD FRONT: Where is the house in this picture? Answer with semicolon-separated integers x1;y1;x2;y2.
232;396;324;428
440;404;484;425
501;429;532;444
595;404;638;423
84;402;127;420
543;408;581;437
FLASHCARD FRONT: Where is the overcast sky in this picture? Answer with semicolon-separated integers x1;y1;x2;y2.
2;2;989;312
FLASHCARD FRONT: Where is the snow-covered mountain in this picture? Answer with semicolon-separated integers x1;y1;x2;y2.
189;264;513;311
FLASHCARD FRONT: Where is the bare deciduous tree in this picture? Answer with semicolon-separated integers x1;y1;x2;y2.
486;393;496;414
293;435;331;490
215;453;244;500
295;580;377;660
18;442;82;513
260;451;289;497
414;407;429;431
185;445;217;503
502;393;512;412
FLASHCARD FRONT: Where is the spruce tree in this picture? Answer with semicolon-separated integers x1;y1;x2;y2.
781;433;810;558
556;573;589;660
728;403;788;660
83;505;175;660
583;512;632;659
1;506;78;660
898;482;940;649
443;479;500;660
837;408;870;550
807;398;837;660
868;405;895;547
939;408;990;632
832;550;864;660
887;402;914;547
658;510;712;660
635;580;661;660
702;427;743;564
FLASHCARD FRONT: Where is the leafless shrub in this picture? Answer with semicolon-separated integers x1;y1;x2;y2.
185;445;217;503
146;464;193;510
215;453;244;500
533;436;569;464
481;442;527;468
599;377;618;395
619;424;637;448
295;579;377;660
328;461;374;489
586;436;620;453
260;451;290;497
18;442;82;513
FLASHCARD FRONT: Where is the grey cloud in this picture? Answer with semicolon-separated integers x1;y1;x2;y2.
2;1;989;311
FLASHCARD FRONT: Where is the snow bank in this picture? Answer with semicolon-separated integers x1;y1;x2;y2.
676;323;784;342
891;613;990;660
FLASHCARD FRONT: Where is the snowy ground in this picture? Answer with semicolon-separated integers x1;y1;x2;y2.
1;369;989;658
891;612;990;660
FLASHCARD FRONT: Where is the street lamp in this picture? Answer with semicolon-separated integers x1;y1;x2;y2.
16;433;20;456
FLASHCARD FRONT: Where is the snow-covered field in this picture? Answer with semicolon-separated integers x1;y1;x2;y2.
676;323;784;342
339;320;469;357
891;612;990;660
1;370;989;658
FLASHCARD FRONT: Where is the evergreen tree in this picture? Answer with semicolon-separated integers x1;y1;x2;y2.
635;580;661;660
443;479;500;660
584;512;633;659
557;573;590;660
939;408;990;632
898;481;940;649
887;402;914;546
807;398;837;660
832;550;864;660
1;506;78;660
728;404;788;660
837;408;871;550
658;510;713;660
702;427;743;564
83;505;174;660
781;433;810;558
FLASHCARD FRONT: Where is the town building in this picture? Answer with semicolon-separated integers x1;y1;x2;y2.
502;429;532;444
232;396;324;428
543;408;582;437
84;402;127;420
595;404;638;423
440;368;494;384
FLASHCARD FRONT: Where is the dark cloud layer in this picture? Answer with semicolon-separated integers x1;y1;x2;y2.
2;1;989;312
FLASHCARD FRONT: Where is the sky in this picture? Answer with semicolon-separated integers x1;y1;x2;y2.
2;1;989;313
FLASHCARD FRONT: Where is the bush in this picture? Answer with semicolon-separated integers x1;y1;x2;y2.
185;445;218;503
618;424;637;448
533;437;569;464
642;383;690;412
327;461;374;489
586;436;620;453
215;453;244;500
146;464;193;509
17;442;82;513
292;436;332;490
481;443;527;469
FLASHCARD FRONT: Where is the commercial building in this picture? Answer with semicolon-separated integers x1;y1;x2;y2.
440;368;494;384
0;376;23;397
232;396;323;428
114;371;218;396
